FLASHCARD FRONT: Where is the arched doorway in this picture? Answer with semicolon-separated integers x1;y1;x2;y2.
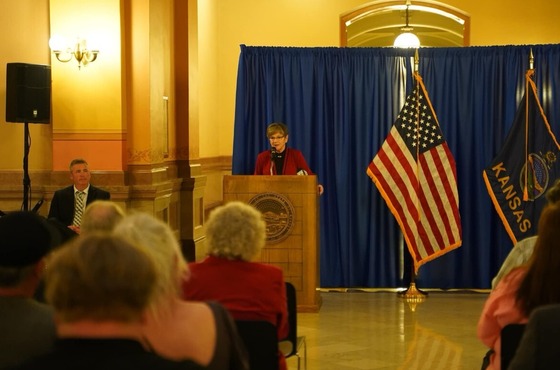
340;1;470;47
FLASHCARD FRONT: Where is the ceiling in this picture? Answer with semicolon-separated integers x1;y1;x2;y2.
342;2;470;47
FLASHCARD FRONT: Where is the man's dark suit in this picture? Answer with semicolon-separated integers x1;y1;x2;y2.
48;185;110;226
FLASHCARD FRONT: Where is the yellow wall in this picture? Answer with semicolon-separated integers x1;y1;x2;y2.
0;1;51;170
206;0;560;159
49;0;122;133
49;0;124;171
198;0;220;158
2;0;560;169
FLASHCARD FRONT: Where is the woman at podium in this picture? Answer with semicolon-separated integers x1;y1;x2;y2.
254;122;323;194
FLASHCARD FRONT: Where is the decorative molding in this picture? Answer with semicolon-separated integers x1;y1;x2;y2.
198;156;232;173
53;130;126;141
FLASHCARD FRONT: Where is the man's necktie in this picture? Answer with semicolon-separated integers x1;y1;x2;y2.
73;191;85;226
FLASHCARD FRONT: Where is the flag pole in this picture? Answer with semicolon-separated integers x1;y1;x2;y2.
398;48;427;303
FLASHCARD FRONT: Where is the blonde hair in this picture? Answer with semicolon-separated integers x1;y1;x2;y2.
266;122;289;138
113;212;187;305
206;201;266;261
81;201;125;234
45;234;157;323
69;158;88;170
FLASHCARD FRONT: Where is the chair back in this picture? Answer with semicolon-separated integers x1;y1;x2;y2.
235;320;279;370
501;323;526;370
283;281;298;356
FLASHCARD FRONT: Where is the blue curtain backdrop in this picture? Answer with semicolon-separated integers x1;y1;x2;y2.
232;45;560;289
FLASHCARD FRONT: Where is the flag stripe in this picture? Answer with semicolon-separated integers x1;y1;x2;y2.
420;145;461;245
370;134;421;255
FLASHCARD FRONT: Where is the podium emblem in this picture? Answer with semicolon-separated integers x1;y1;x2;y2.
249;192;295;243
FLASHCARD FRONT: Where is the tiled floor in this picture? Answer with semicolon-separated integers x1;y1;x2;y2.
286;290;490;370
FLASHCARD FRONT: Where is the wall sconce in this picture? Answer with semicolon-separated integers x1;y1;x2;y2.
49;36;99;69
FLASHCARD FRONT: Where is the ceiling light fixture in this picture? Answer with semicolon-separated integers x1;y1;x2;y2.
394;1;420;48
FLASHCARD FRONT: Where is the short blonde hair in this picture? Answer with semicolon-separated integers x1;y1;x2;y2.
45;234;156;323
81;201;125;234
69;158;88;170
266;122;289;138
206;201;266;261
113;212;187;304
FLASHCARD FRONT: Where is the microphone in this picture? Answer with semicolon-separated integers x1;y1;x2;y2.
31;197;44;213
296;168;308;176
270;147;277;175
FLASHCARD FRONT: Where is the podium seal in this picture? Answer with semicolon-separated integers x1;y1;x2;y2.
249;192;295;243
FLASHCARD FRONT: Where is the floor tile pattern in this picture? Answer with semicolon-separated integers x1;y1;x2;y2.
286;291;489;370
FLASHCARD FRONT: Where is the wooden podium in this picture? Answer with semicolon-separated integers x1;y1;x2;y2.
223;175;321;312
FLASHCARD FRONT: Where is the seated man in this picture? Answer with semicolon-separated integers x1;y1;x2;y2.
16;234;204;370
0;211;58;368
48;158;110;235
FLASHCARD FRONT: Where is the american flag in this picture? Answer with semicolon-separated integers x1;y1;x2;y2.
367;73;462;272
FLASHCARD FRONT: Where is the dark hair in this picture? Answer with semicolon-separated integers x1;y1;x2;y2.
545;179;560;204
516;203;560;315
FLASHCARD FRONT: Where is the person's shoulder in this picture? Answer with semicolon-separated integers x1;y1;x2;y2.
54;185;73;194
90;185;110;198
286;147;303;155
26;298;55;314
251;261;284;276
139;356;205;370
515;235;538;248
502;266;528;284
1;296;54;316
532;303;560;319
205;300;230;317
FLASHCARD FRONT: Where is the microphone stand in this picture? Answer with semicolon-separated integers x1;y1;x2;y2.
270;147;277;175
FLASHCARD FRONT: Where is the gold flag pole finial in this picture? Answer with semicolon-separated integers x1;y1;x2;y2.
414;49;419;73
529;48;534;70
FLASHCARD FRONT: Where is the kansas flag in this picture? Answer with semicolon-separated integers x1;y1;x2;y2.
483;69;560;244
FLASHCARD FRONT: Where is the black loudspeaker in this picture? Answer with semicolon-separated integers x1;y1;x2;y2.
5;63;51;124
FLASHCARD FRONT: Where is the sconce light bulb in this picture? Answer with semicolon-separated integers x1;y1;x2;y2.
49;35;66;51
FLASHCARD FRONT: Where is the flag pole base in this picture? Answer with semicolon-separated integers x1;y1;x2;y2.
398;282;428;303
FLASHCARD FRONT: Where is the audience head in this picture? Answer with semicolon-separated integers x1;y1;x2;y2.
0;211;57;289
516;202;560;315
80;201;125;234
545;178;560;204
205;201;266;261
45;233;157;323
113;212;187;304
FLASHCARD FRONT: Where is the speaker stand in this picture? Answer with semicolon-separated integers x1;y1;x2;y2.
22;121;31;211
0;122;43;216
